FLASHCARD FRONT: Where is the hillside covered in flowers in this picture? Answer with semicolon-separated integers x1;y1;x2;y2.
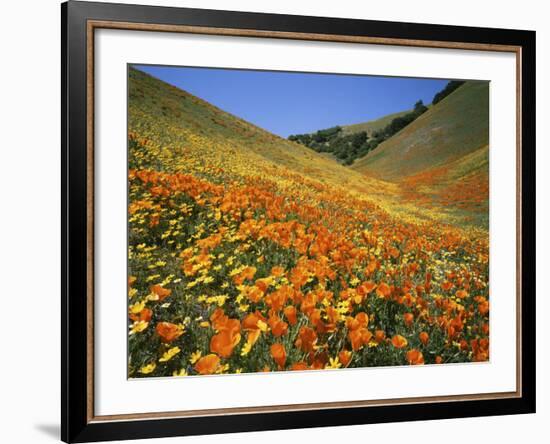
127;67;489;378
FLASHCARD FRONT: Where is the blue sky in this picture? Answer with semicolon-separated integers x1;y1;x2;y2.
133;64;449;138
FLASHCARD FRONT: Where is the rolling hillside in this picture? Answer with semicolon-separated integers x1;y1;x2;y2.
341;109;411;136
351;81;489;180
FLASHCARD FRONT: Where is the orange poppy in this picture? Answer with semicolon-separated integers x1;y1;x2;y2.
270;343;286;368
403;312;414;327
194;354;220;375
456;289;469;299
150;284;171;301
265;288;288;312
348;329;363;351
376;282;391;298
242;311;267;331
271;266;285;277
357;281;376;296
391;334;408;349
295;326;317;352
406;349;425;365
366;259;379;275
242;285;264;303
339;349;352;367
233;266;257;285
210;308;228;331
156;322;183;343
283;305;298;325
290;362;309;371
210;328;241;358
419;331;429;346
361;329;373;344
478;299;489;316
374;330;386;344
130;307;152;323
268;315;288;337
355;312;369;327
255;278;269;293
441;281;453;291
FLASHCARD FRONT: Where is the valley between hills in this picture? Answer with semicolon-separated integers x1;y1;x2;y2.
127;66;490;377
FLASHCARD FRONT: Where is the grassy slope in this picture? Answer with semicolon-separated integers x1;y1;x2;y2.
351;81;489;181
341;109;411;136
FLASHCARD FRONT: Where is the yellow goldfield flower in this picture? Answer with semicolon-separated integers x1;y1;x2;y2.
172;369;188;377
129;320;149;335
146;292;159;302
139;362;156;374
326;357;342;369
189;350;202;364
229;267;243;277
129;300;146;314
256;320;269;332
240;341;253;356
159;346;181;362
217;363;230;374
238;304;250;312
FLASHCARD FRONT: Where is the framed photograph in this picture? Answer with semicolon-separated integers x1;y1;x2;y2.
62;1;536;442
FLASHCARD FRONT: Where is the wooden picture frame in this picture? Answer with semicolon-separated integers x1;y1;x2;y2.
62;1;536;442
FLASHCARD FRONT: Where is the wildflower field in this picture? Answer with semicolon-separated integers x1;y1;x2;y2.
127;67;489;378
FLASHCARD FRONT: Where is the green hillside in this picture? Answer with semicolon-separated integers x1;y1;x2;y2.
341;109;411;136
351;81;489;180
